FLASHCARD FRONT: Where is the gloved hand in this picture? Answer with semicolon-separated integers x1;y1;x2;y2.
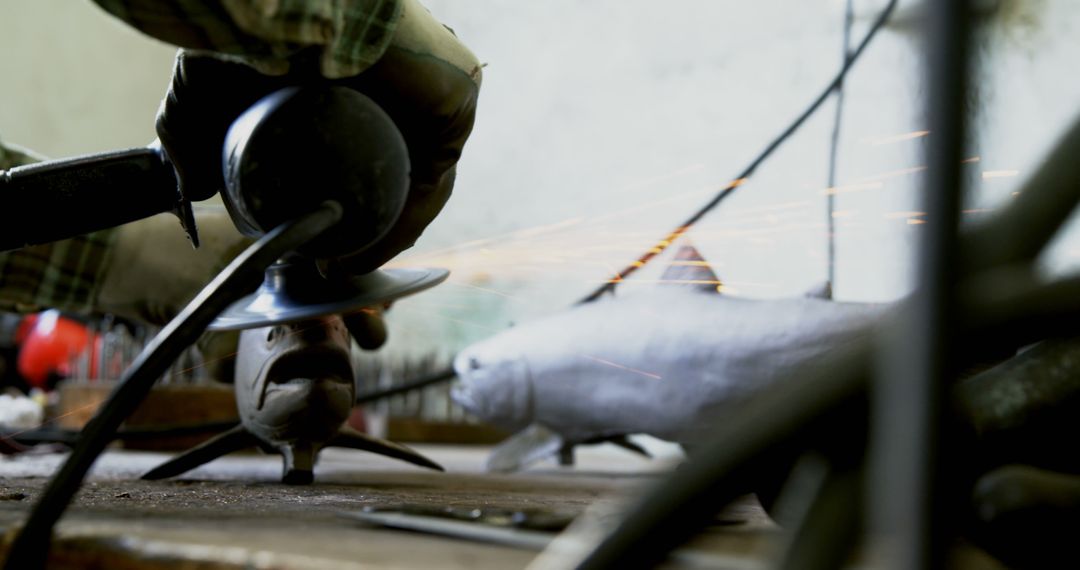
152;0;480;354
343;307;389;351
156;0;481;275
319;0;483;275
155;53;286;203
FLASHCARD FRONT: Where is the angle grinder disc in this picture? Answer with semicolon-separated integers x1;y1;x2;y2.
208;266;448;331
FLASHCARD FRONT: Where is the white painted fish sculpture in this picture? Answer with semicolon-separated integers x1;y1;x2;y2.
452;245;887;472
144;315;442;484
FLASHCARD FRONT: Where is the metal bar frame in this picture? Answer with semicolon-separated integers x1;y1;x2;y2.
2;202;343;570
576;2;1080;568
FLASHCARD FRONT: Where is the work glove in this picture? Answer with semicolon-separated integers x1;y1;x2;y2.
153;0;480;352
319;0;483;275
155;54;285;203
155;0;481;276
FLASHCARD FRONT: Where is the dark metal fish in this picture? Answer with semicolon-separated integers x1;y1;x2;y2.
144;315;442;483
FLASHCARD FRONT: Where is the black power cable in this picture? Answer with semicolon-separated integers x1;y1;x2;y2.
826;0;856;290
3;202;343;570
580;0;898;304
354;368;456;405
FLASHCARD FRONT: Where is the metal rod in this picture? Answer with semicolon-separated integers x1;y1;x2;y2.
355;368;456;405
3;201;343;570
826;0;855;290
775;465;863;570
872;1;971;567
571;12;1080;560
579;0;899;304
961;111;1080;275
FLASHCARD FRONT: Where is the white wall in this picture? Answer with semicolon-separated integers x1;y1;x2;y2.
3;1;1078;359
0;1;176;156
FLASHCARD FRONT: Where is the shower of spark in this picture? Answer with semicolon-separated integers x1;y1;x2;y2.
855;165;928;183
863;130;931;146
392;304;506;333
884;211;927;219
582;355;662;380
982;170;1019;179
822;182;884;195
386;158;959;307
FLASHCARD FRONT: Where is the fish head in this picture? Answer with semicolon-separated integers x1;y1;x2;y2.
235;316;355;444
452;336;534;431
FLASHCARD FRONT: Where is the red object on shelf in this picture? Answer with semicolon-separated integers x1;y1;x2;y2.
16;310;99;389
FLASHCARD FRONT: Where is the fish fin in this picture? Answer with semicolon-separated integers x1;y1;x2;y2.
141;425;257;480
659;242;722;294
803;281;833;300
328;425;444;472
606;435;652;458
486;423;565;473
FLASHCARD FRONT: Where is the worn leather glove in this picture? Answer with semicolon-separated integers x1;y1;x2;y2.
155;53;286;203
319;0;483;275
156;0;481;275
152;0;480;354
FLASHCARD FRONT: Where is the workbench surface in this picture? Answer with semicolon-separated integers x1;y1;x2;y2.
0;444;1002;569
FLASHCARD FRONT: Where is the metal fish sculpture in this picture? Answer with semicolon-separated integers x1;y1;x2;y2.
144;315;442;484
452;245;885;472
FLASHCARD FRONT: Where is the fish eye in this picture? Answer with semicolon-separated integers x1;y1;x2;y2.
469;357;481;371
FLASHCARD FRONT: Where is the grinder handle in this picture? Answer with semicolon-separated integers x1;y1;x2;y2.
0;146;180;252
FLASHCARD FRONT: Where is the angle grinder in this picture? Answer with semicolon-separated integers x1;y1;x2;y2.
0;85;447;328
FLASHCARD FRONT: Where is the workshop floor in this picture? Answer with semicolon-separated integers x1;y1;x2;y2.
0;444;1004;569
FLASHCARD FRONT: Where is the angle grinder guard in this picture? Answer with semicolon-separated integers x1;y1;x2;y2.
209;255;447;331
215;86;447;330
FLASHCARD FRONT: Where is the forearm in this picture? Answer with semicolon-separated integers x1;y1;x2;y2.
0;140;252;324
0;204;250;325
89;0;403;78
0;138;116;314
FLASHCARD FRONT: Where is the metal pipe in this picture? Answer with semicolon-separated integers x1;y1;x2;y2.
961;111;1080;275
826;0;855;290
870;2;972;567
775;464;863;570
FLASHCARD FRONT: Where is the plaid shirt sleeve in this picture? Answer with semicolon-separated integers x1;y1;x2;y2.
0;1;405;314
90;0;402;78
0;140;117;315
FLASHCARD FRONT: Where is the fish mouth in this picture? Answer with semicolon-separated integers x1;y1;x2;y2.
450;356;535;430
450;383;479;414
450;352;490;417
253;344;355;437
451;351;476;380
264;345;354;389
